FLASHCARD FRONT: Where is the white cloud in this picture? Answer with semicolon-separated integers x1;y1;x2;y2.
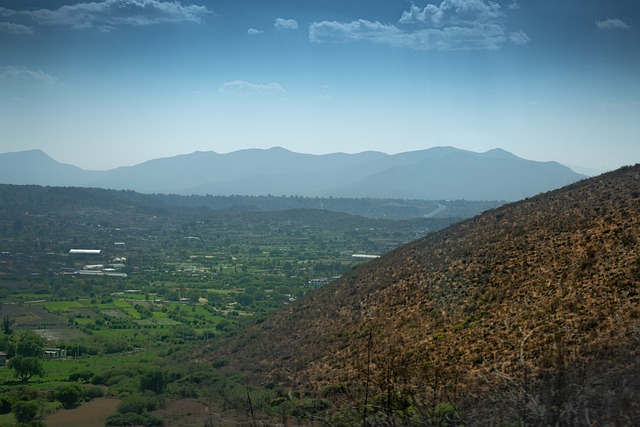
0;0;211;31
506;1;519;10
596;18;630;30
0;21;33;34
399;0;502;27
599;101;640;108
247;27;263;35
509;30;529;45
310;20;404;44
219;80;285;93
310;19;517;50
274;18;298;30
0;66;62;86
0;7;19;17
310;0;528;50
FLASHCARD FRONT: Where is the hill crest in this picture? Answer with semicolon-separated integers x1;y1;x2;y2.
213;164;640;425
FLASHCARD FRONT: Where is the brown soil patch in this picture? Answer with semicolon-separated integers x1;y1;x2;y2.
154;398;265;427
153;398;211;427
0;304;66;327
45;398;120;427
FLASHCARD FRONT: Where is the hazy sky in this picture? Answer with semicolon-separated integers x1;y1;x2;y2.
1;0;639;172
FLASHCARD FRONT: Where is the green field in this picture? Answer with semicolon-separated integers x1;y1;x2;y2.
0;185;486;425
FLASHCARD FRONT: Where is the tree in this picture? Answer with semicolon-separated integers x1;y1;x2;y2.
11;329;45;357
2;315;13;335
236;293;254;307
12;400;39;424
56;384;83;409
140;369;167;394
8;356;44;382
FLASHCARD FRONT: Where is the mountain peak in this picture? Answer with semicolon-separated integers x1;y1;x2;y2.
481;147;520;159
0;149;86;186
5;148;50;159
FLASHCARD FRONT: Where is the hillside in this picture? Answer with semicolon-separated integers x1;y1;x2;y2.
214;165;640;425
0;147;585;201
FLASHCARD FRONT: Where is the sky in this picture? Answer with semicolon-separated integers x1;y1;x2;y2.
0;0;639;173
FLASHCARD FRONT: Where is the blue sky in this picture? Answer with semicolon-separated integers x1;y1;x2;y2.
0;0;638;172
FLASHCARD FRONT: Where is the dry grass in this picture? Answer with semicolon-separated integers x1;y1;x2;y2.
213;165;640;423
44;398;120;427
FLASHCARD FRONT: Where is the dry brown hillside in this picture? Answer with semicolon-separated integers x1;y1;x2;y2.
212;165;640;425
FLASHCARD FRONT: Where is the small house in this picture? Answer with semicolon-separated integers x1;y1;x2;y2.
43;348;67;359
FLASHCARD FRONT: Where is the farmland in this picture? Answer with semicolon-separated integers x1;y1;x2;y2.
0;185;498;425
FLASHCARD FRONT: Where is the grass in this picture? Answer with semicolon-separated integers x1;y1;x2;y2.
150;318;182;326
40;301;86;311
112;300;140;319
0;412;14;425
15;293;52;301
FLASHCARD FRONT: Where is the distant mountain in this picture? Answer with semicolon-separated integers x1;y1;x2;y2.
0;147;586;200
328;148;580;200
0;149;92;187
215;164;640;424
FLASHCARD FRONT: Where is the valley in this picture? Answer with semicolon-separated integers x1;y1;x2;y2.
0;184;487;426
0;165;638;426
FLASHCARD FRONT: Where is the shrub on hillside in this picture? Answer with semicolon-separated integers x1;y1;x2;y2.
85;385;106;399
117;394;147;415
139;369;166;394
56;384;83;409
12;400;39;424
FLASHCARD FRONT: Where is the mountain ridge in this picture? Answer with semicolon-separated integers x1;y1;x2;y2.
0;146;586;200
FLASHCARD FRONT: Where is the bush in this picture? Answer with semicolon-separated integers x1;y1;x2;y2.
321;383;347;397
105;413;147;426
291;398;330;418
56;384;83;409
106;374;129;386
117;394;147;415
12;400;39;424
139;369;166;394
175;385;198;399
433;402;461;426
69;370;94;383
90;373;107;385
144;414;165;426
85;385;106;399
106;412;165;426
143;393;166;411
0;394;12;414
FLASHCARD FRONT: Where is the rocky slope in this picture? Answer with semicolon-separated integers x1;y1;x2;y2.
215;165;640;425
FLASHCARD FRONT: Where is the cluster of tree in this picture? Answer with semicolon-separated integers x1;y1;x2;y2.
0;324;46;383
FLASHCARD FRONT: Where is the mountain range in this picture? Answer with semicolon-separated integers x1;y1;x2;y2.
0;147;586;200
214;164;640;424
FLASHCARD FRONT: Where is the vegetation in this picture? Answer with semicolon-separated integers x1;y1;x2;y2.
213;165;640;425
0;183;485;425
1;165;638;426
7;356;44;382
